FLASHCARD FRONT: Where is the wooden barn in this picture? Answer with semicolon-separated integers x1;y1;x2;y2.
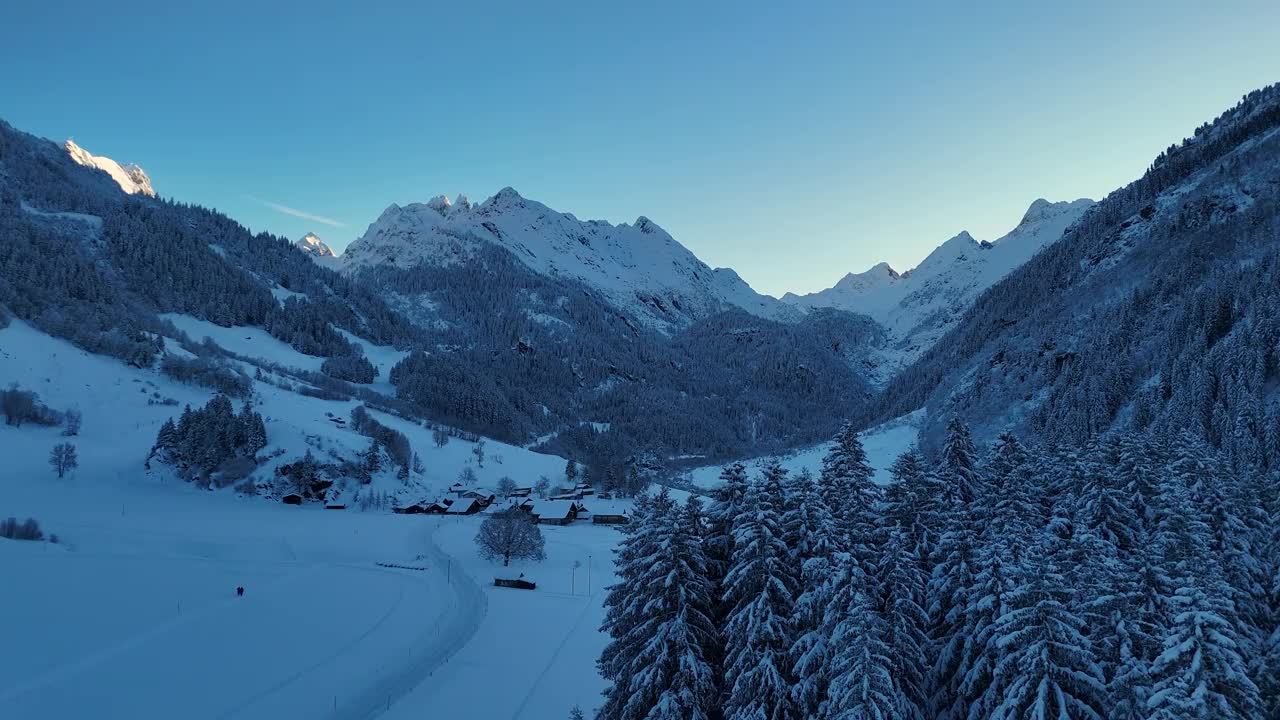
282;494;303;505
593;514;629;525
494;576;536;590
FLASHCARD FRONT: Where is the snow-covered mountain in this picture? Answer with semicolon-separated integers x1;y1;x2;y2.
871;84;1280;453
294;232;343;270
343;189;798;330
296;232;336;257
64;139;155;197
784;198;1094;366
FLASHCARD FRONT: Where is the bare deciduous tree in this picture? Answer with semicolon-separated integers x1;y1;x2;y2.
50;442;78;478
496;476;518;497
476;509;546;567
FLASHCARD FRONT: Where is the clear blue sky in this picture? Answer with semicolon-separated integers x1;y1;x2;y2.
3;0;1277;296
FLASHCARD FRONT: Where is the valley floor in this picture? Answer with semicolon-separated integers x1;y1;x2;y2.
0;476;617;719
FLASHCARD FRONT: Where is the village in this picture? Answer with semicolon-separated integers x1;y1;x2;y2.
390;479;632;527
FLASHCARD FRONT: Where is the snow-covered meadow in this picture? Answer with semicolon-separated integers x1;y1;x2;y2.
0;320;621;718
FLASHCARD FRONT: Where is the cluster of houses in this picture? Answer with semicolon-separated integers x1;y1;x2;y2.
393;481;628;526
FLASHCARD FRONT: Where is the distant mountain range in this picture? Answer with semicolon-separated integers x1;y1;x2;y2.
22;82;1280;472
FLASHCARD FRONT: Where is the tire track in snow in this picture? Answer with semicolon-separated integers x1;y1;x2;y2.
328;523;488;720
215;564;411;719
507;537;600;720
0;566;319;705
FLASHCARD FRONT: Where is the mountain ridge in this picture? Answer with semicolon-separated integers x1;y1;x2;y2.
64;139;155;197
342;188;800;331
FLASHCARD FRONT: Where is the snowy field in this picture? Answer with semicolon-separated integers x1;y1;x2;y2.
678;409;924;491
0;320;620;718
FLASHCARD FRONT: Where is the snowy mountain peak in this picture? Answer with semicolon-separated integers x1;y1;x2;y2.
295;232;335;257
64;139;156;197
343;187;798;329
833;262;901;291
426;195;454;215
785;198;1094;373
1017;197;1094;227
633;216;667;236
423;194;475;216
490;187;525;206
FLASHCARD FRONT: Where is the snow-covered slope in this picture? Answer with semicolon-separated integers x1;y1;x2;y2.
343;189;798;330
64;139;155;197
0;318;615;718
784;198;1093;363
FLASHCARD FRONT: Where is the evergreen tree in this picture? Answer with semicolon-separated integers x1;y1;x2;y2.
706;462;750;612
876;525;929;720
984;560;1106;720
1147;584;1262;720
598;491;718;720
818;423;879;559
363;439;382;478
939;416;982;506
783;467;839;718
824;590;897;720
722;468;796;720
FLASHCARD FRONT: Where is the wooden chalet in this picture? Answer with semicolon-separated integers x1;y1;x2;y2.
530;500;581;525
458;489;497;506
422;499;453;514
282;494;303;505
445;497;482;515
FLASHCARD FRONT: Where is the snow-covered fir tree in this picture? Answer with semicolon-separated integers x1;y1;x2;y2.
722;463;797;720
597;490;718;720
818;423;879;562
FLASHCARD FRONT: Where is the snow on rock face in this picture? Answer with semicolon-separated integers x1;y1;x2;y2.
295;232;335;257
784;198;1094;367
342;190;799;330
64;139;155;197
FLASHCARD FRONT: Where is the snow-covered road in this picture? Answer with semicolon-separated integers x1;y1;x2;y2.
330;524;488;720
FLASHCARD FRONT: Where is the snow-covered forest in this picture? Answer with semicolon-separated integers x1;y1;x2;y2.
600;421;1280;719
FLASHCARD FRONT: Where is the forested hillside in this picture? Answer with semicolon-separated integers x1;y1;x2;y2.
867;84;1280;469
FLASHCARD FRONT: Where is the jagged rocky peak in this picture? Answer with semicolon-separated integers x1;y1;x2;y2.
1017;197;1095;227
425;194;474;216
64;139;156;197
295;232;335;257
833;262;901;291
